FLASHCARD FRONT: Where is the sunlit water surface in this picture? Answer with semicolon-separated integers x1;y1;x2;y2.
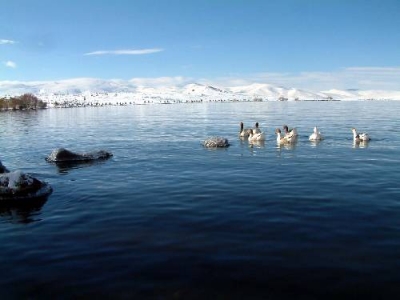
1;101;400;299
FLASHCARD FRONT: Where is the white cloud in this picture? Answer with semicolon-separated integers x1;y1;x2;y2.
4;61;17;68
346;67;400;73
84;48;164;56
0;39;16;45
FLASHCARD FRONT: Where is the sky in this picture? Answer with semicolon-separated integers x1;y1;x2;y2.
1;0;400;91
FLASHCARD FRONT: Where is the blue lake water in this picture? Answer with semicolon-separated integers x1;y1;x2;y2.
1;101;400;299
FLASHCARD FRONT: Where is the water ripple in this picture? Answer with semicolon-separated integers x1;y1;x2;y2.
1;101;400;298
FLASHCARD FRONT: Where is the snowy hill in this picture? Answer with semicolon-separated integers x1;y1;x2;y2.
0;78;138;95
229;83;329;100
1;78;400;107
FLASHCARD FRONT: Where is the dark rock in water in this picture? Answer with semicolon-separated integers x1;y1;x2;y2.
46;148;113;162
0;170;52;203
203;137;230;148
0;160;9;174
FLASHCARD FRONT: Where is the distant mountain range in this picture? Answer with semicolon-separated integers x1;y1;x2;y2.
1;78;399;101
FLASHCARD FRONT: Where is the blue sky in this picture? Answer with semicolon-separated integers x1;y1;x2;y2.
1;0;400;91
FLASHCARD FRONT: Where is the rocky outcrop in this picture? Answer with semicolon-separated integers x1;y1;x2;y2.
0;160;9;174
46;148;113;162
203;137;230;148
0;170;52;202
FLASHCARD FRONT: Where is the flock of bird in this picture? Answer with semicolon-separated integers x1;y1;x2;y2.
203;122;370;148
239;122;371;144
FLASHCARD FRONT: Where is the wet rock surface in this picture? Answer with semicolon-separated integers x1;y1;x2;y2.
46;148;113;162
0;170;52;202
203;137;230;148
0;160;9;174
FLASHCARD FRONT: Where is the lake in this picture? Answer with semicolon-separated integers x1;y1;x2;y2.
1;100;400;299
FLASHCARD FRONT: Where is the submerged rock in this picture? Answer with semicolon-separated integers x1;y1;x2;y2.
46;148;113;162
0;170;52;202
203;137;230;148
0;160;9;174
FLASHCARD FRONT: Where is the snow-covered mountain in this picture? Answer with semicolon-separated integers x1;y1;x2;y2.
229;83;329;100
0;78;138;95
1;78;400;107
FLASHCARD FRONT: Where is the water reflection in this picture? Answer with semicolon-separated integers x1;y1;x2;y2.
248;140;265;148
202;146;230;152
0;197;48;224
309;140;323;148
353;140;369;149
238;137;248;146
49;160;109;174
276;138;298;151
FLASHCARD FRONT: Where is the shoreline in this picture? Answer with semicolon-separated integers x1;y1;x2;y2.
1;97;398;111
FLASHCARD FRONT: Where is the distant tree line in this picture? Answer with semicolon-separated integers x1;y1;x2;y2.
0;93;47;111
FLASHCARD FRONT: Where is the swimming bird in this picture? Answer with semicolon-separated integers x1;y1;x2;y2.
352;128;370;142
283;124;298;138
253;122;262;134
239;122;251;138
309;126;323;141
248;129;266;143
275;128;294;144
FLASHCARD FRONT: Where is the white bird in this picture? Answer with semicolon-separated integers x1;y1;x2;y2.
248;129;266;143
283;124;298;139
352;128;370;142
239;122;251;138
309;126;323;141
275;128;294;144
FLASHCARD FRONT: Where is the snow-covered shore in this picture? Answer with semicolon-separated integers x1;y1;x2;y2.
1;79;399;107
